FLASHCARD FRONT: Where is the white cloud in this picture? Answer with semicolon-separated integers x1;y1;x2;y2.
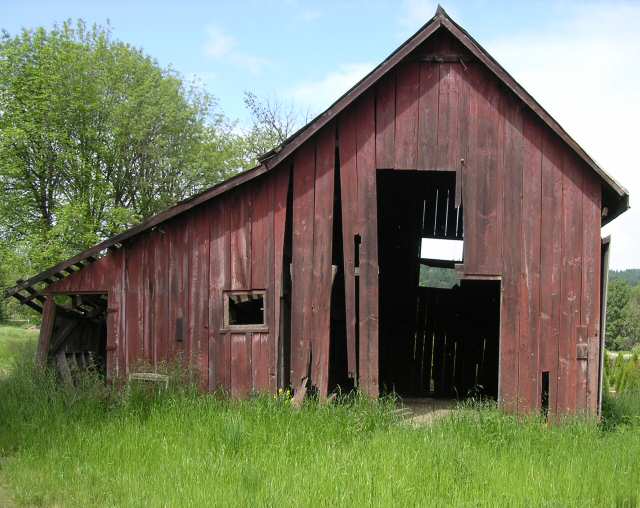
398;0;438;37
288;63;374;115
482;2;640;269
204;27;235;58
299;8;322;22
203;26;269;75
282;0;322;21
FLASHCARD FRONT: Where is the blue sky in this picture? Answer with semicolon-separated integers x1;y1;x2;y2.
3;1;640;269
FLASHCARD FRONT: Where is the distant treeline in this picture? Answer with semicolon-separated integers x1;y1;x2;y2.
610;269;640;287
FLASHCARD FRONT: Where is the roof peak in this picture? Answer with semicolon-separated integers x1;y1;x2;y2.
435;5;448;18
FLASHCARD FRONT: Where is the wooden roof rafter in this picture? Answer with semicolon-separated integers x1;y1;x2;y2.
5;248;105;303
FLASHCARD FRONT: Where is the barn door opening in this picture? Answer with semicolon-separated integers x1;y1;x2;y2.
377;170;500;400
45;293;109;384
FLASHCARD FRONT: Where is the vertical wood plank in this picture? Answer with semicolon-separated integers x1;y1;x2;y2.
208;229;225;388
142;237;154;365
231;332;251;398
311;125;335;398
152;229;169;365
576;324;589;411
36;297;57;367
252;332;270;392
518;113;542;413
188;207;210;388
540;131;563;416
251;183;269;290
125;241;145;369
417;62;439;170
375;75;395;169
356;92;379;397
558;151;583;415
209;198;231;392
173;221;189;357
291;141;316;389
394;62;420;170
264;178;276;391
581;172;601;414
117;247;127;378
230;191;252;290
499;97;523;412
250;178;276;391
437;63;461;171
339;110;359;381
273;165;291;389
463;66;502;275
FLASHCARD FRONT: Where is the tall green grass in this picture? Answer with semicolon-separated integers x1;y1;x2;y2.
0;325;38;374
602;352;640;429
1;327;640;506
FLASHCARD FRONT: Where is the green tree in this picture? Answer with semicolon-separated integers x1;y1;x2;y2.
624;285;640;348
0;20;247;287
242;91;303;164
606;279;634;351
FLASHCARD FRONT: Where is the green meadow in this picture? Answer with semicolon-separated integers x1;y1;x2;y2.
0;325;639;507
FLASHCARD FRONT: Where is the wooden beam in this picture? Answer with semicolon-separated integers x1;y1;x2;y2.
56;351;73;387
419;258;457;269
415;55;472;63
36;298;56;368
14;293;43;313
49;319;81;355
19;288;46;304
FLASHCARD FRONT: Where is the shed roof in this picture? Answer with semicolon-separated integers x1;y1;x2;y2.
5;5;629;307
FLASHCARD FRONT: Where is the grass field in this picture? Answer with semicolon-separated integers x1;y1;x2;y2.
0;325;38;374
1;325;640;507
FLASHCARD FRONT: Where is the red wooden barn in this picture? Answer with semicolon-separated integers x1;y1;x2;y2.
7;7;629;416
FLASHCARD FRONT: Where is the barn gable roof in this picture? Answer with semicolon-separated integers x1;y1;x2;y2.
5;5;629;307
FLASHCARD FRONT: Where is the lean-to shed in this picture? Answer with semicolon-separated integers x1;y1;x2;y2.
6;7;629;416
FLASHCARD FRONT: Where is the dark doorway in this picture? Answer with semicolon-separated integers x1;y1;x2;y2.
49;293;108;381
377;170;500;400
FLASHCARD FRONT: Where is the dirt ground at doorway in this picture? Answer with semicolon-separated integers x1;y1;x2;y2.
397;397;458;426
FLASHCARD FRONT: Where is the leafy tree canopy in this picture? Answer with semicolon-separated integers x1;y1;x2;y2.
0;20;251;268
0;20;299;320
610;269;640;287
605;278;640;351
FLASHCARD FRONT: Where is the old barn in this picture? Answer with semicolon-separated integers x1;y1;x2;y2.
6;7;629;416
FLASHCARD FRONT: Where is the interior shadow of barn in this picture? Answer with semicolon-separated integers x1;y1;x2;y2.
376;170;500;401
46;293;108;384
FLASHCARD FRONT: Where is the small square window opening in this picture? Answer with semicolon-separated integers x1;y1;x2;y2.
223;291;266;330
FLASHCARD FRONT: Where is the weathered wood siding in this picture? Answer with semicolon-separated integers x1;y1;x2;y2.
356;31;601;414
44;28;603;415
48;168;291;397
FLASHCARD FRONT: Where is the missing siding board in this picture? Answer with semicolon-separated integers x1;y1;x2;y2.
418;265;460;288
420;171;463;240
419;171;463;266
223;290;267;331
354;234;361;276
541;371;550;416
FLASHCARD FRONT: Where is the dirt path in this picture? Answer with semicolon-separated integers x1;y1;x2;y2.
397;398;458;426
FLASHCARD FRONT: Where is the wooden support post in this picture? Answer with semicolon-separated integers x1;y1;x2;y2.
36;297;57;368
68;352;79;373
56;351;73;387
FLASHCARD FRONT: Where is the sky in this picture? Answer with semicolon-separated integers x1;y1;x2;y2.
3;0;639;269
